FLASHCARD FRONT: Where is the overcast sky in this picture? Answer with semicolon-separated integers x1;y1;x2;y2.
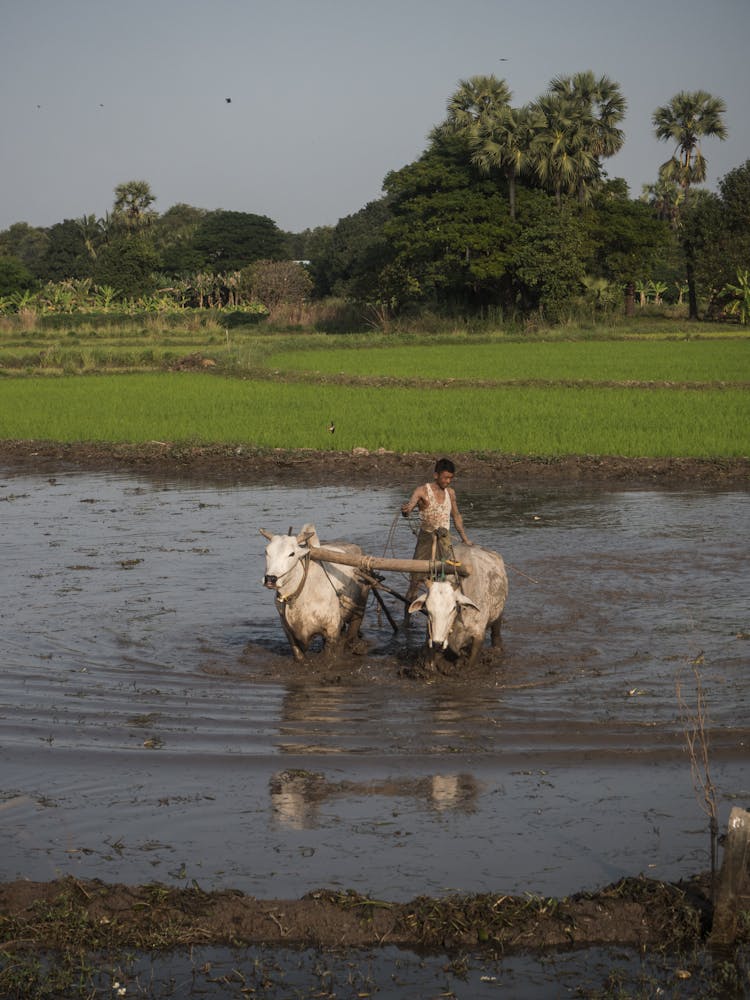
1;0;748;234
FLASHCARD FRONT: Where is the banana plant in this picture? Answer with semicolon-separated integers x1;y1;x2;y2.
92;285;120;310
722;268;750;325
9;289;38;312
634;279;650;306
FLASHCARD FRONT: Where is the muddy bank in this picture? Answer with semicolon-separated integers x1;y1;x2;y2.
0;438;748;487
0;874;716;955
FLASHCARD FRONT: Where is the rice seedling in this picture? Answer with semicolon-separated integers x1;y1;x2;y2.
0;374;746;458
266;339;750;385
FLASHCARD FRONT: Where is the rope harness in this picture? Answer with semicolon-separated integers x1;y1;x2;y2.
277;552;311;606
277;550;368;626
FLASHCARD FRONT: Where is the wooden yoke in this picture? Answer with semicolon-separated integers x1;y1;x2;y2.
307;545;471;578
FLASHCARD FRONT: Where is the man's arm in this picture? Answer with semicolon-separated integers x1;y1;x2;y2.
401;484;427;517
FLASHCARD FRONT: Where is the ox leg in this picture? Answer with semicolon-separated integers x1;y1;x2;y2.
490;616;503;648
321;628;345;660
340;587;369;641
466;636;483;669
278;613;306;662
346;595;368;642
286;632;306;662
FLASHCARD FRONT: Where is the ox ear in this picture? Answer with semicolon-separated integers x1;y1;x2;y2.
408;594;427;614
456;593;480;612
296;529;314;546
259;528;273;541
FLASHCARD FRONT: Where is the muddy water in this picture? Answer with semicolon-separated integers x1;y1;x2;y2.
1;467;747;907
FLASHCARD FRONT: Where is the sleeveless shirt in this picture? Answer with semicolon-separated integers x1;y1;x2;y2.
420;483;451;532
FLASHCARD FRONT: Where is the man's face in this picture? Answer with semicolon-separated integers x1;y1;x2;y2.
435;470;454;489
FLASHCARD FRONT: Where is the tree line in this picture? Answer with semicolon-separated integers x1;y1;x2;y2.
1;74;748;323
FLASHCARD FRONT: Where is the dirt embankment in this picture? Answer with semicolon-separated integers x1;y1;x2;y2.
0;439;747;489
0;875;715;956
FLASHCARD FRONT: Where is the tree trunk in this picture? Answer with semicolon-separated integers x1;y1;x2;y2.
686;255;699;320
624;281;635;317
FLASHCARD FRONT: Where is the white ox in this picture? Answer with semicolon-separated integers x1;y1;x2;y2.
260;523;369;661
408;542;508;668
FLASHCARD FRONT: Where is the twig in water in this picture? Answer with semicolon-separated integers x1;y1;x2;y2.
676;652;719;899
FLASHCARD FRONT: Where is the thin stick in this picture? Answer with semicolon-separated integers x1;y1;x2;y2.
370;585;398;632
676;652;719;898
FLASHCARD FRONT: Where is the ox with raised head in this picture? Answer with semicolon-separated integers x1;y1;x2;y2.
408;542;508;668
260;523;369;661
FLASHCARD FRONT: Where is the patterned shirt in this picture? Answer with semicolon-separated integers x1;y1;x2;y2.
420;483;451;532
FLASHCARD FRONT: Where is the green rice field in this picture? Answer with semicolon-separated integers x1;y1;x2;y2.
0;373;747;458
267;339;750;384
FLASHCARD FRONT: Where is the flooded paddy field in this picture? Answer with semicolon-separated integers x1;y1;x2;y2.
1;463;748;997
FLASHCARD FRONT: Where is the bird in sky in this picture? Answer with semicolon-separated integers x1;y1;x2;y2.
225;97;232;103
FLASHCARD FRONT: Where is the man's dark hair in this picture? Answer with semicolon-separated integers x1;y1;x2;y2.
434;458;455;475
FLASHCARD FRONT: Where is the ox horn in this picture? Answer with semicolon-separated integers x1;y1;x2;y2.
259;528;273;540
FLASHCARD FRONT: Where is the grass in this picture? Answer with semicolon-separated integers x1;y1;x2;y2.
0;316;744;374
0;373;747;458
6;337;744;384
266;339;750;384
0;319;747;459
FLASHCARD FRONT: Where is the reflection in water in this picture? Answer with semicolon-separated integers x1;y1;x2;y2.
277;681;353;754
275;676;513;755
269;768;480;829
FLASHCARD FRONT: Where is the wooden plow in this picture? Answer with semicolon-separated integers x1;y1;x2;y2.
307;545;470;633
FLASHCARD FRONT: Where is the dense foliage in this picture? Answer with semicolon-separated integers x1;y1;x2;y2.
0;75;746;323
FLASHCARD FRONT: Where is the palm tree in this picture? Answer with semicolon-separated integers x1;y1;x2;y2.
551;72;625;155
444;75;512;132
545;71;626;204
113;180;157;231
530;91;597;207
640;177;683;226
652;90;728;317
469;103;543;220
76;214;104;260
652;90;727;190
441;74;536;219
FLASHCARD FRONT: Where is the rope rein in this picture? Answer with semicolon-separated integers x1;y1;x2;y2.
278;553;311;605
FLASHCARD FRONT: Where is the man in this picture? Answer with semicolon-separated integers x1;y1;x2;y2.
401;457;472;618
